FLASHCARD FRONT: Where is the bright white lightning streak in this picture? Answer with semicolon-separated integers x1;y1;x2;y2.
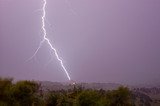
28;0;71;80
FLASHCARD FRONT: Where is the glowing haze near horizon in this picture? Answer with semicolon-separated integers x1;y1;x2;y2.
0;0;160;85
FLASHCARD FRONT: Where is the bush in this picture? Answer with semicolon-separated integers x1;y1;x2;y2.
11;80;40;106
76;90;101;106
0;77;133;106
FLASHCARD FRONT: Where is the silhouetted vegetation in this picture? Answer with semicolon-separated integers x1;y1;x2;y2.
0;77;134;106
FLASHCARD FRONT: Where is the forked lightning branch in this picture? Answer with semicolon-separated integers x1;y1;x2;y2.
27;0;71;80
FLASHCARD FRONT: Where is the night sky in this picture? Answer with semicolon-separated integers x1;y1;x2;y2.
0;0;160;85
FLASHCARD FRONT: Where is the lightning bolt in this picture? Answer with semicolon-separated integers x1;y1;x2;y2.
27;0;71;81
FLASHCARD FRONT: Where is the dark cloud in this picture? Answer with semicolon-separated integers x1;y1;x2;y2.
0;0;160;85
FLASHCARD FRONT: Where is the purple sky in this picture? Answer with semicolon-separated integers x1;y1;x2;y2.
0;0;160;85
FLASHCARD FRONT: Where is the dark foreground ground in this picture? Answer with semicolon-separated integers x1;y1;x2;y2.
0;78;160;106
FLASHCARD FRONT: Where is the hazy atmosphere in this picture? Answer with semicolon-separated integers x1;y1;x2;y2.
0;0;160;85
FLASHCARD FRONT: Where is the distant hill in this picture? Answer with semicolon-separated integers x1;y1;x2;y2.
37;81;160;106
132;87;160;106
38;81;122;91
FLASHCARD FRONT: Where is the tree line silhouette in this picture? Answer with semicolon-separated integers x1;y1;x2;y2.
0;77;133;106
